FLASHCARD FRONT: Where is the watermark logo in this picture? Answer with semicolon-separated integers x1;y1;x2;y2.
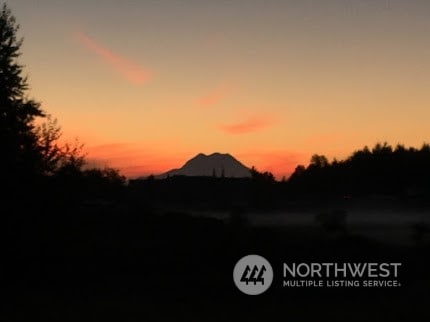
233;254;273;295
283;262;402;288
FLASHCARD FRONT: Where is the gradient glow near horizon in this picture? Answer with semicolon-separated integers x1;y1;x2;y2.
11;0;430;178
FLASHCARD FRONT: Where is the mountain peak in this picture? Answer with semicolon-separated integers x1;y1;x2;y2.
159;152;251;178
193;152;231;158
208;152;232;157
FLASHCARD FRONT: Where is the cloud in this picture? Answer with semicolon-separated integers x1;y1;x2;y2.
218;116;274;134
75;31;151;85
196;84;233;107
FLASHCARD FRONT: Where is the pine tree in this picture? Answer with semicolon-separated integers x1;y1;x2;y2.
0;3;45;179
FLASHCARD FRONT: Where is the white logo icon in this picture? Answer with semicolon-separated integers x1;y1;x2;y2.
233;254;273;295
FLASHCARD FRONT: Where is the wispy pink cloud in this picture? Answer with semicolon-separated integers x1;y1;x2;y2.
75;31;151;85
218;116;274;134
196;84;233;107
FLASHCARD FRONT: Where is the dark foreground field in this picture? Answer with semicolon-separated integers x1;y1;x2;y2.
4;202;430;322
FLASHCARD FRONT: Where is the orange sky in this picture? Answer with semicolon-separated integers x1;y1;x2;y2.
11;1;430;178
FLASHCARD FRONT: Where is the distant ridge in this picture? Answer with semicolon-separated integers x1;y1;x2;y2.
156;153;251;178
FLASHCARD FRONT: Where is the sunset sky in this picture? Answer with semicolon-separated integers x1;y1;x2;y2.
10;0;430;178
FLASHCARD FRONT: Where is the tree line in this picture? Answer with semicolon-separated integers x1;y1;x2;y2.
288;142;430;197
0;4;124;209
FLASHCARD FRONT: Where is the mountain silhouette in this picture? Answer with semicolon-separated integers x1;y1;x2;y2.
157;153;251;178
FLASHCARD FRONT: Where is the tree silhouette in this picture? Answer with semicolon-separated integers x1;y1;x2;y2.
0;4;45;180
309;154;329;169
0;4;127;211
35;116;62;174
288;142;430;197
0;4;96;181
250;166;275;183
